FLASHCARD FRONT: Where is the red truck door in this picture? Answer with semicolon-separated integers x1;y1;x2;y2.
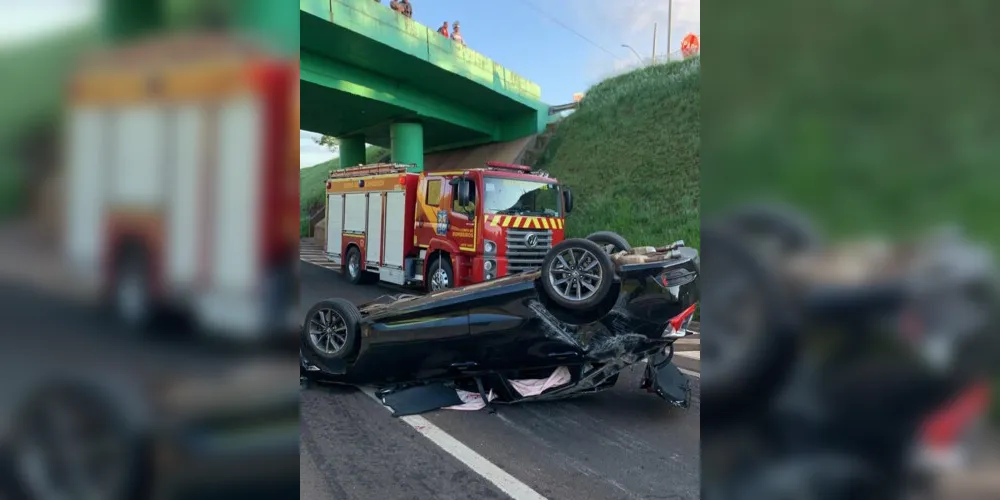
445;178;478;254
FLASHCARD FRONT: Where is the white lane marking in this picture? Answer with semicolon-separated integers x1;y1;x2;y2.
675;351;700;360
358;386;549;500
679;367;700;379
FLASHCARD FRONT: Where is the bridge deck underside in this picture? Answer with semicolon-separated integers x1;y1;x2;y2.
300;8;546;150
300;80;489;150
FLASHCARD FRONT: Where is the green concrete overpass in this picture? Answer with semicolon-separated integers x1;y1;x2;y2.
300;0;552;171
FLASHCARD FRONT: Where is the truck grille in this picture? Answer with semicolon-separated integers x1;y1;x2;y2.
506;229;553;273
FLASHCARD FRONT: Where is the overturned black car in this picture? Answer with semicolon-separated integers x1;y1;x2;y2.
300;235;699;414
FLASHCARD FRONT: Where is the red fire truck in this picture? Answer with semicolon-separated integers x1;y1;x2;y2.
323;161;574;291
63;36;300;340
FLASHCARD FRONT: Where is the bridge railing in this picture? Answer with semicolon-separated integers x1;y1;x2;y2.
304;0;542;103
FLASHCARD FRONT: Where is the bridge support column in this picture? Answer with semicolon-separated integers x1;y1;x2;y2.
101;0;164;41
338;136;367;170
390;122;424;172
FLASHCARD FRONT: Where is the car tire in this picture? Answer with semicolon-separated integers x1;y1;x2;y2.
586;231;632;254
698;225;797;426
722;202;822;257
344;246;366;285
301;298;362;362
427;254;454;292
6;382;150;500
540;238;616;311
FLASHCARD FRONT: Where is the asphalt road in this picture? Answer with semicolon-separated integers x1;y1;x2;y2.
299;262;701;500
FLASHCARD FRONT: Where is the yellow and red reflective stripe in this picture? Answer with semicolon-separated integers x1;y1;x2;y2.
486;215;564;229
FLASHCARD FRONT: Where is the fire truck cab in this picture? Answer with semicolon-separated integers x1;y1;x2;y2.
324;161;574;291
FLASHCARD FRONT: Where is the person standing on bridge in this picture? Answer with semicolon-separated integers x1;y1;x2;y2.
400;0;413;18
437;21;449;38
451;21;465;45
389;0;401;14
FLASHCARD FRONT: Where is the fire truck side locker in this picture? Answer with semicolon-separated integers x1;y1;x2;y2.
343;193;367;235
366;193;383;269
326;193;344;264
381;190;408;285
342;192;367;270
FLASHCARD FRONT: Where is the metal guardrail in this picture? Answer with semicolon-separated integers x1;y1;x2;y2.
549;102;578;114
304;206;325;238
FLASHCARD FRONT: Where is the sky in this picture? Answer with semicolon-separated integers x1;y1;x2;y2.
0;0;97;48
0;0;700;169
302;0;700;167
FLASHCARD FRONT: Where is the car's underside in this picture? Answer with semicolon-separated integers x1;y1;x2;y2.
301;236;699;416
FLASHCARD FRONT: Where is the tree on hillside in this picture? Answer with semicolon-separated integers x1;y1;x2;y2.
314;135;339;151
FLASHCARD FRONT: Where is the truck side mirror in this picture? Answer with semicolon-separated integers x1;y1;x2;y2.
457;179;471;207
563;189;574;214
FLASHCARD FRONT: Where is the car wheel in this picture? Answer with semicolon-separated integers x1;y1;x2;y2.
8;382;148;500
113;250;154;329
586;231;632;254
540;238;616;311
301;298;362;362
722;202;822;258
428;255;454;292
345;246;365;285
698;226;797;425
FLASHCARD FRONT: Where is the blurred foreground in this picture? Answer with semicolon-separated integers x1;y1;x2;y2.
704;1;1000;498
0;1;299;498
700;203;1000;500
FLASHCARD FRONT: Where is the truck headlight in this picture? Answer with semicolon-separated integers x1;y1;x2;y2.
484;260;495;271
484;240;496;254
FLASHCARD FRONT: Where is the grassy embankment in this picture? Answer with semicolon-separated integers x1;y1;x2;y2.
0;26;97;217
536;57;700;248
299;146;388;235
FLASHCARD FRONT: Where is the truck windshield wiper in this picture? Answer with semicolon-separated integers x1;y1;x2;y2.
495;208;528;215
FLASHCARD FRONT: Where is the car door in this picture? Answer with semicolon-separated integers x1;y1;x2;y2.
415;176;445;248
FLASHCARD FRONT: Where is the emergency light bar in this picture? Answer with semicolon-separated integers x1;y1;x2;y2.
485;161;532;173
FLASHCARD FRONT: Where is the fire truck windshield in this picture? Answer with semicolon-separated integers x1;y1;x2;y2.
483;177;562;217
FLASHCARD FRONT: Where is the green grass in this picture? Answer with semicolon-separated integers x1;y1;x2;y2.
0;164;24;218
0;25;97;137
0;26;98;214
536;57;700;249
300;146;389;235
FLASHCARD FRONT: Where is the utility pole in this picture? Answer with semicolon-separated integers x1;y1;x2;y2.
667;0;674;59
666;0;673;60
651;23;657;62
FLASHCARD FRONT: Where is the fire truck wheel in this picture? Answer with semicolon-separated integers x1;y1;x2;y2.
301;298;361;362
112;250;155;329
586;231;632;254
344;246;367;285
427;254;454;292
540;238;616;311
